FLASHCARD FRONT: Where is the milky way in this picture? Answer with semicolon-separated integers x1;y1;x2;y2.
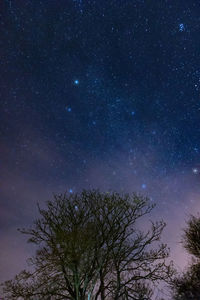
1;1;200;297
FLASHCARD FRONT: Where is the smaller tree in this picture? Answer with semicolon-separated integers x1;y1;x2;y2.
171;215;200;299
172;262;200;300
182;215;200;258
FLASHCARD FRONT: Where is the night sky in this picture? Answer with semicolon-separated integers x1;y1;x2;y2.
1;0;200;293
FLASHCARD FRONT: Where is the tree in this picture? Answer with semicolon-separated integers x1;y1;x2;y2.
2;190;173;299
172;262;200;299
171;215;200;299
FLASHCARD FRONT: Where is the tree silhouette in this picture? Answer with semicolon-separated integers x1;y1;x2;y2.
172;214;200;299
2;190;173;299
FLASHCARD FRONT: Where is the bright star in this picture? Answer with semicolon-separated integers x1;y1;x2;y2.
66;107;72;112
74;79;79;85
192;168;199;174
179;23;185;32
69;188;73;193
141;184;147;189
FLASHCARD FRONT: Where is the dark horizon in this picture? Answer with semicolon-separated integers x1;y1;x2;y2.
1;1;200;298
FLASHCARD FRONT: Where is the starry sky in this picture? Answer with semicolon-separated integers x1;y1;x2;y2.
1;0;200;293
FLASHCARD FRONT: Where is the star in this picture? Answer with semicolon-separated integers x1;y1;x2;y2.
74;79;79;85
192;168;199;174
179;23;185;32
141;183;147;189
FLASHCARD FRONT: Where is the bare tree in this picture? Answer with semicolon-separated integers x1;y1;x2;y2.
1;190;173;299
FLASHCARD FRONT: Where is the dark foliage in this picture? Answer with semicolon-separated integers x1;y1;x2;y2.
172;214;200;299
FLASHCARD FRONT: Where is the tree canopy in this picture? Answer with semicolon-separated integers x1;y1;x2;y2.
2;190;173;299
171;214;200;299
